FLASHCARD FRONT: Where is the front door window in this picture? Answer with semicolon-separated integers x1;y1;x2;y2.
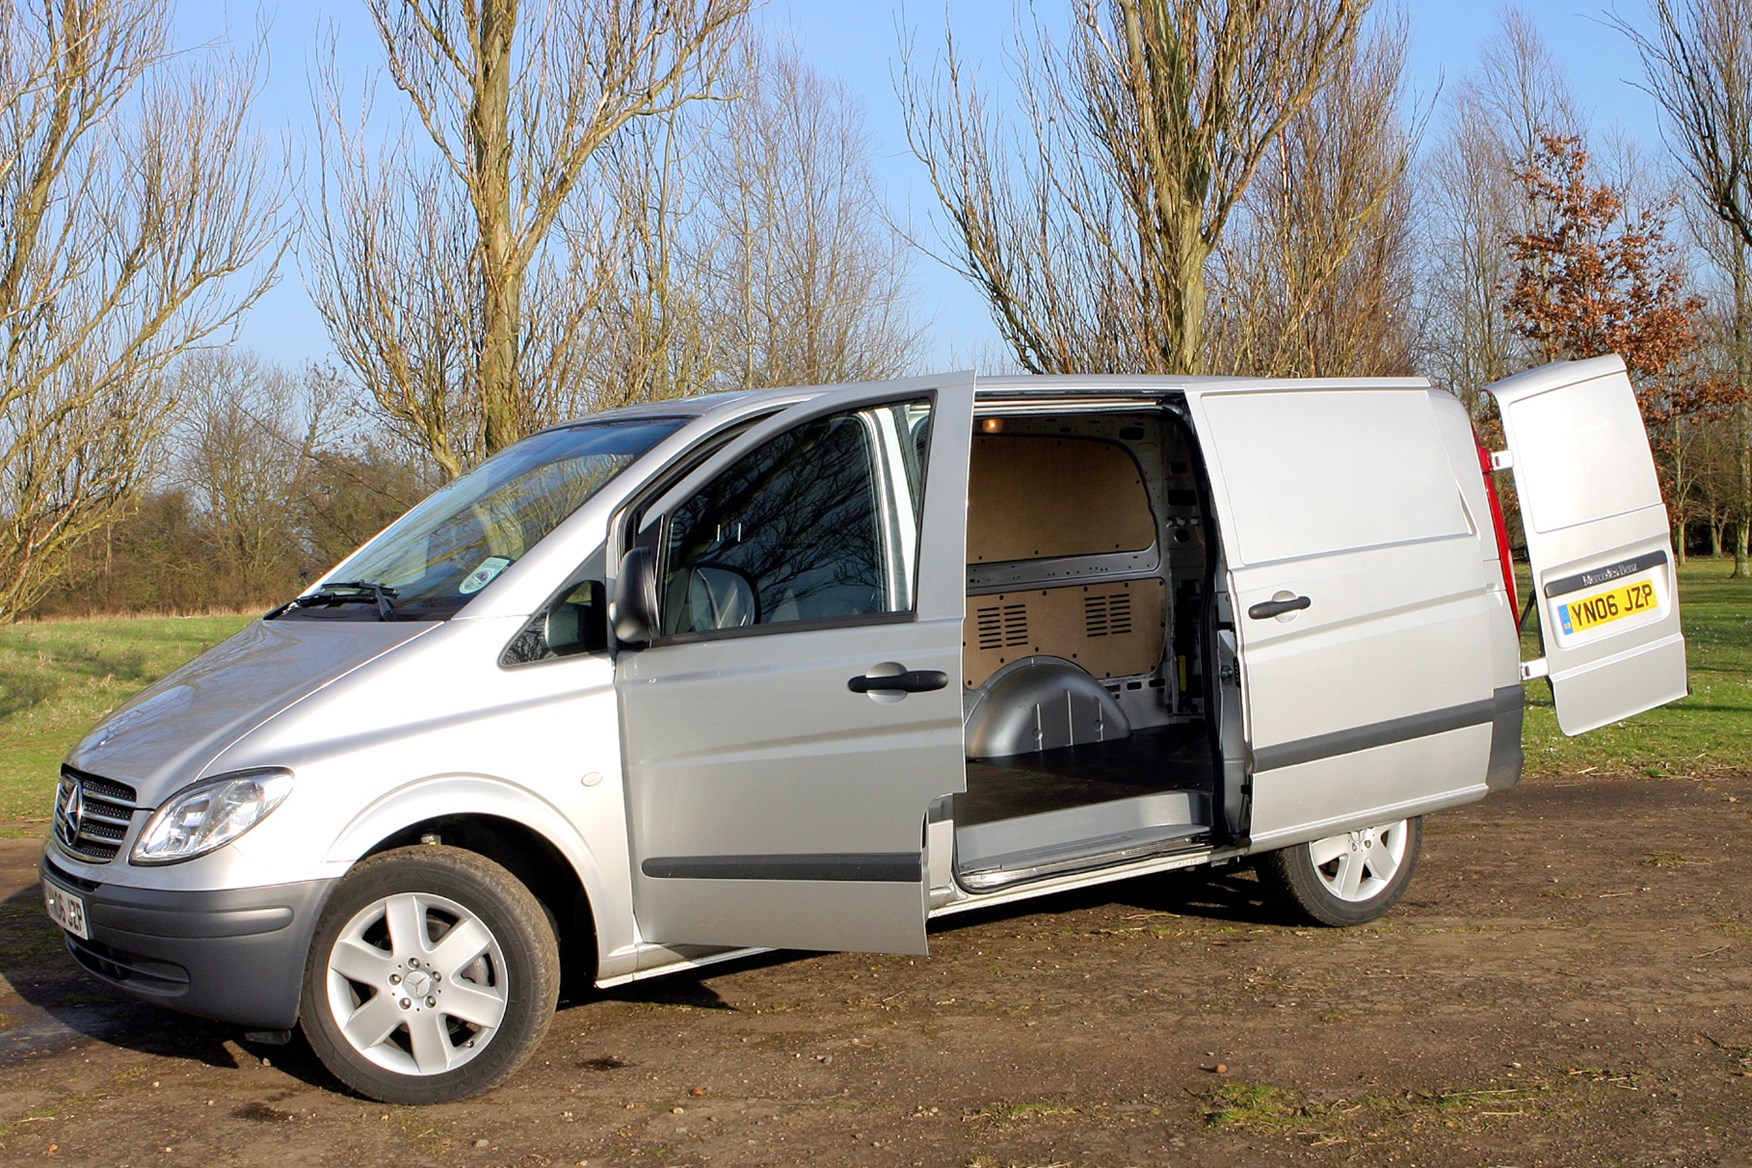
659;400;928;636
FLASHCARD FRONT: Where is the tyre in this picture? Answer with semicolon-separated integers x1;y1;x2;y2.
1256;816;1422;927
300;845;560;1104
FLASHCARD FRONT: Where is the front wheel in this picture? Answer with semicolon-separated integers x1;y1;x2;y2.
300;845;560;1104
1256;817;1422;927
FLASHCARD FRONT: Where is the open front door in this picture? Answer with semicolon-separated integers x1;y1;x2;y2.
615;375;973;956
1487;356;1687;734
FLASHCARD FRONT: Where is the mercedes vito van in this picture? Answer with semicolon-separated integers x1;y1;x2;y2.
40;355;1686;1103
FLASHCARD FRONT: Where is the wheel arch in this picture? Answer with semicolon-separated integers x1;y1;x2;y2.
327;778;607;988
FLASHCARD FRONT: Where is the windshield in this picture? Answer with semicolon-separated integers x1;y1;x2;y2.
278;417;685;621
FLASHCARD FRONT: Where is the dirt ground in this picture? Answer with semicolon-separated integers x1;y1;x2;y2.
1;770;1748;1168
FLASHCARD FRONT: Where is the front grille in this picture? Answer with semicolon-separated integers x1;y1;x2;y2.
54;767;140;863
67;934;190;994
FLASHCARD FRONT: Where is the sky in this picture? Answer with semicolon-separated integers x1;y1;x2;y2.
180;0;1672;375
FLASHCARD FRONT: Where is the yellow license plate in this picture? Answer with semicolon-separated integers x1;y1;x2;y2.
1557;578;1659;635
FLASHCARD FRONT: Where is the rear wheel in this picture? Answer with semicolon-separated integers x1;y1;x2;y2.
1257;817;1422;926
300;845;560;1104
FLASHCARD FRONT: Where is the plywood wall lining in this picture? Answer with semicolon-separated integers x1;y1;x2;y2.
967;435;1156;563
963;578;1167;689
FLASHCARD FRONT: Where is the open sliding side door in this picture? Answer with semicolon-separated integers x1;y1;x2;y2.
1180;379;1500;848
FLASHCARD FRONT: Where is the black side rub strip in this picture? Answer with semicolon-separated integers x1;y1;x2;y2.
1543;551;1667;599
642;853;922;882
1252;692;1509;773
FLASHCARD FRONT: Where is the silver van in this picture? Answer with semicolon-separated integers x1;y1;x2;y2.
40;355;1686;1103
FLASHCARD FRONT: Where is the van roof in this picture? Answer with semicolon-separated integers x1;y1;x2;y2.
542;372;1439;433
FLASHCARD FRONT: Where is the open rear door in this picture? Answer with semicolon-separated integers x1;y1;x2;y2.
1487;356;1687;734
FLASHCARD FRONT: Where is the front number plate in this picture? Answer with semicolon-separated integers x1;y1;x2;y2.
42;878;89;941
1556;575;1661;637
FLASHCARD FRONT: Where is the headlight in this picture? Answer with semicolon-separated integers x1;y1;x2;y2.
131;769;293;865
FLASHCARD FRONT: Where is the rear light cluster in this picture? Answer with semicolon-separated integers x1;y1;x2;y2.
1474;436;1520;620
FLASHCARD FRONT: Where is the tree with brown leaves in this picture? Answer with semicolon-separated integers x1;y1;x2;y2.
1506;135;1700;379
1615;0;1752;572
1506;134;1703;522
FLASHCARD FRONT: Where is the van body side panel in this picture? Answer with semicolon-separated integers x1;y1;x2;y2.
1487;356;1687;734
1181;384;1497;844
616;377;975;956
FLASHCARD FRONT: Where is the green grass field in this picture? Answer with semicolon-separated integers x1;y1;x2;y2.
1519;561;1752;778
0;614;251;833
0;563;1745;834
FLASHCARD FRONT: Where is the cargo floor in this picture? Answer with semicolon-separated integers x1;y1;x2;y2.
955;723;1212;828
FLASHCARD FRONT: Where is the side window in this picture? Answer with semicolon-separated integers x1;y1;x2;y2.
499;551;610;667
659;399;929;636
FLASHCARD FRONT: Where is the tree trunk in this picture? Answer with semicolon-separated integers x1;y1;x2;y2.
472;0;522;458
1735;395;1752;576
1728;304;1752;586
1168;228;1209;375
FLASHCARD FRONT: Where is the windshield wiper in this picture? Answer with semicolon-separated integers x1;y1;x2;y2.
267;580;401;621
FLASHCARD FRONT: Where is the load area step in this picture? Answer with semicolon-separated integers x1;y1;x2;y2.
954;790;1211;892
956;723;1213;827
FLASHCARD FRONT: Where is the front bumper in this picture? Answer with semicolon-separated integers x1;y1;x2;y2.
39;851;337;1030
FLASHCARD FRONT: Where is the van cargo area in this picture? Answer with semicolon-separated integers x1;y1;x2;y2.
953;402;1220;890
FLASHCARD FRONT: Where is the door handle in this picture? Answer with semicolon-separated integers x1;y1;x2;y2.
847;669;949;694
1247;594;1312;620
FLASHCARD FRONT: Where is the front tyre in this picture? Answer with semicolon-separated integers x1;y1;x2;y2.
301;846;560;1104
1257;817;1422;927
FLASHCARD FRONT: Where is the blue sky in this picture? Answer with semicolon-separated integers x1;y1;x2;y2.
182;0;1669;374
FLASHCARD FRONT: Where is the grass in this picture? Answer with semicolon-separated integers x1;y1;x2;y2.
1519;559;1752;777
1205;1082;1310;1128
0;614;252;831
0;558;1743;830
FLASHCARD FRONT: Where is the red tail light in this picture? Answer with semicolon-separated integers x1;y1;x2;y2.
1475;435;1519;621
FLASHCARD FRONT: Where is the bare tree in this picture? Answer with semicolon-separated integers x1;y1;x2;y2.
902;0;1368;376
1616;0;1752;575
178;353;338;604
1209;13;1419;376
580;105;717;410
582;37;920;402
698;44;919;388
306;0;747;479
1421;6;1580;413
0;0;286;620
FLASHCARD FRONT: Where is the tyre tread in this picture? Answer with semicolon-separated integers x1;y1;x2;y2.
1257;817;1423;928
300;845;561;1105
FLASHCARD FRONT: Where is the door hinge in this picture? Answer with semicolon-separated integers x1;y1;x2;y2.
1489;449;1513;472
1520;658;1549;682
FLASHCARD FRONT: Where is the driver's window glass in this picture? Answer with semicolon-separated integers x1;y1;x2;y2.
661;398;931;636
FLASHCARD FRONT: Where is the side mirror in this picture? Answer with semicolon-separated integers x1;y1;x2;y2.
610;546;660;647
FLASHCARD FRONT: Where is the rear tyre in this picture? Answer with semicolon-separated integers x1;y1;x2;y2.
300;845;560;1104
1257;817;1422;927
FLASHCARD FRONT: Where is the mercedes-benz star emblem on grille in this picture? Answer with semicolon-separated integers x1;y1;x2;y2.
58;780;85;846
